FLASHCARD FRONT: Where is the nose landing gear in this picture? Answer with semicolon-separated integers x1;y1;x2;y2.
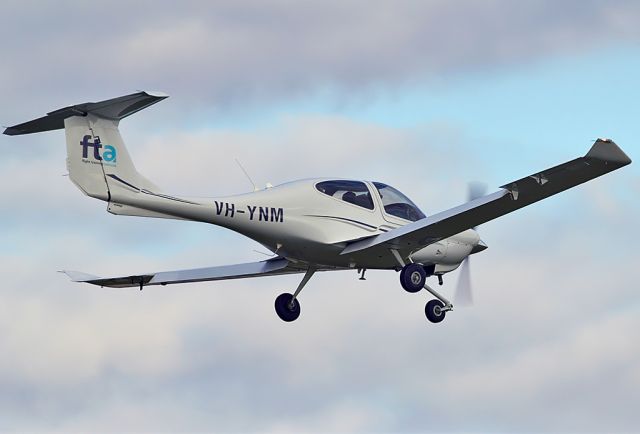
398;262;454;324
423;280;454;324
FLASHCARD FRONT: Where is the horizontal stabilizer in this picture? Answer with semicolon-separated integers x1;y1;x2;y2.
4;91;168;135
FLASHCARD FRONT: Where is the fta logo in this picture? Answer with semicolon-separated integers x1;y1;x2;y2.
80;135;117;164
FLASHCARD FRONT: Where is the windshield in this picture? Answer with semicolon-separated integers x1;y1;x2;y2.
373;182;426;221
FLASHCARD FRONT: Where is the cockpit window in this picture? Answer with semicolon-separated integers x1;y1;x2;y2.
316;180;374;210
373;182;426;221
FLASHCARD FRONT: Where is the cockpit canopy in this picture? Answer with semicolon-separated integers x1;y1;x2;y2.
314;180;426;222
315;180;374;210
373;182;425;222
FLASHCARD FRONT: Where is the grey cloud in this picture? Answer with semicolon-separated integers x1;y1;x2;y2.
1;0;640;118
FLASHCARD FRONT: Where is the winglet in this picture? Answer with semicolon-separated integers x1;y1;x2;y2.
59;270;101;282
586;138;632;166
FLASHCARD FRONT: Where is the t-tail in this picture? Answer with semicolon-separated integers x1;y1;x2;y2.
3;91;205;220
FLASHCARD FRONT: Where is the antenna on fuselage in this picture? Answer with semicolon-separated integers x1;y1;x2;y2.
235;158;259;192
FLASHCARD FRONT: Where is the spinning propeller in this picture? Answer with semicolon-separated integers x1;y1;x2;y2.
454;182;487;306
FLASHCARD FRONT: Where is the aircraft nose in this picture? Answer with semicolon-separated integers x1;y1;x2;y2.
470;239;488;254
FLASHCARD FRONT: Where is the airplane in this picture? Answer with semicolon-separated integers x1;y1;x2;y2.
3;91;632;324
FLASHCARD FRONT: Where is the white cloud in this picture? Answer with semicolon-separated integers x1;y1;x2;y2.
1;106;638;431
0;196;638;431
0;1;639;432
132;114;416;194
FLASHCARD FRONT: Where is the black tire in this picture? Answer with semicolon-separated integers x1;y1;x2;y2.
425;299;446;323
274;292;301;322
400;263;426;293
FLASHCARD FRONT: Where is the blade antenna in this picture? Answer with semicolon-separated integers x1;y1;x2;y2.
235;158;258;192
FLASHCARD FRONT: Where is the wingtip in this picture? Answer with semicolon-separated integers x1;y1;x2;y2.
142;90;169;99
3;126;22;136
587;138;632;166
59;270;101;282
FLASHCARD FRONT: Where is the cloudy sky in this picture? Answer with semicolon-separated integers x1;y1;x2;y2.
1;1;639;432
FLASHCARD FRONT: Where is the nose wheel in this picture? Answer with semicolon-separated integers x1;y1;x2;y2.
423;281;454;324
425;299;446;323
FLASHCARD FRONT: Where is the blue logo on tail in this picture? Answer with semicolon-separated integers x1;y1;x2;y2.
80;135;117;164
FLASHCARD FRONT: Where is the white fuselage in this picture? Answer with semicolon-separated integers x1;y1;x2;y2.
111;178;481;271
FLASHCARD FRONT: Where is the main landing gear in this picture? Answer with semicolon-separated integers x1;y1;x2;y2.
274;293;301;322
399;263;453;324
274;262;453;324
274;267;315;322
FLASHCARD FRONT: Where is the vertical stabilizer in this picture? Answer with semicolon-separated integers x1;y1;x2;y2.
4;91;167;203
64;113;160;201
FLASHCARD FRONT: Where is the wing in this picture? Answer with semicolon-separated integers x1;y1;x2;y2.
342;139;631;258
62;257;310;288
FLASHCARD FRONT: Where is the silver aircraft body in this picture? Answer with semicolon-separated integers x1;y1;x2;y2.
4;92;632;324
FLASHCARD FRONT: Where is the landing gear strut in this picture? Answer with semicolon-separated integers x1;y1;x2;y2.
274;267;315;322
423;281;453;324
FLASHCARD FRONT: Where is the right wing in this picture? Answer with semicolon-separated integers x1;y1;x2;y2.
341;139;632;259
62;257;313;288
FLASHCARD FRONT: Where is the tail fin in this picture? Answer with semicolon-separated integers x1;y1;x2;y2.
4;91;166;204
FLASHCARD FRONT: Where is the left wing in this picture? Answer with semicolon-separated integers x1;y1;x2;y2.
62;257;311;289
341;138;631;259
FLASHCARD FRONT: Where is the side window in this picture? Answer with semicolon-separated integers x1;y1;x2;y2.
315;180;374;210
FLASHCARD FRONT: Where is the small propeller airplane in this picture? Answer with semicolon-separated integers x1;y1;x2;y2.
4;92;632;324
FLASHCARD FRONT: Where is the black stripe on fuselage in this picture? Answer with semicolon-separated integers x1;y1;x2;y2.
140;189;201;205
305;214;379;230
106;174;200;205
107;174;139;191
